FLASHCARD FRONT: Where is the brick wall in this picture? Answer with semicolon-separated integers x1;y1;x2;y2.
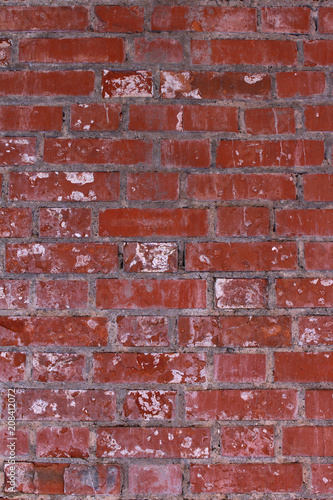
0;1;332;498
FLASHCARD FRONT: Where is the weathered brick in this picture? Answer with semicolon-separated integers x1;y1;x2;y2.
95;5;144;32
276;209;333;236
222;72;271;98
135;38;183;63
0;280;29;309
244;107;296;135
261;7;311;33
283;426;333;456
32;352;86;382
0;71;94;96
305;242;333;270
94;352;206;383
102;70;153;98
117;316;170;346
0;6;88;31
304;40;333;66
64;464;121;495
71;104;121;131
10;172;119;201
299;316;333;346
152;6;257;32
161;139;211;168
215;278;268;309
178;316;292;347
0;137;36;165
221;426;274;457
216;140;324;168
97;427;210;458
20;38;124;63
0;351;25;381
99;208;208;237
123;242;178;273
0;39;11;65
187;173;296;200
160;71;224;99
44;138;152;165
191;463;302;493
304;105;333;131
4;462;66;494
311;465;333;494
6;243;118;274
186;242;296;271
0;427;29;455
276;72;326;97
186;390;298;420
127;172;179;201
129;465;182;495
306;390;333;419
2;389;115;421
39;208;91;238
123;390;176;420
276;278;333;308
36;427;89;458
319;7;333;33
96;279;206;309
217;207;270;236
0;316;108;346
36;280;88;309
214;353;266;382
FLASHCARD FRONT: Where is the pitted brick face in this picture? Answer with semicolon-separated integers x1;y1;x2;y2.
0;0;332;498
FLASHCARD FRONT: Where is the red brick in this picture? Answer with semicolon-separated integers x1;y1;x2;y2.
123;390;176;420
0;316;108;347
306;390;333;419
160;71;224;99
0;6;88;31
304;105;333;131
283;426;333;456
97;279;206;309
191;463;302;493
276;278;333;308
186;390;298;420
275;352;333;382
44;138;151;165
217;207;270;236
97;427;210;458
124;242;178;273
178;316;292;347
0;427;29;455
161;139;211;168
244;107;296;135
99;208;208;237
39;208;91;238
94;352;206;384
129;104;181;131
299;316;333;346
64;464;121;495
71;103;121;131
5;463;66;494
215;278;268;309
304;40;333;66
262;7;311;33
221;426;274;457
0;137;36;165
117;316;170;346
0;39;11;66
214;354;266;382
187;173;296;200
305;242;333;270
10;171;119;201
6;243;118;274
276;209;333;236
32;353;85;382
36;427;89;458
95;5;144;32
135;38;183;63
127;173;179;201
319;7;333;33
186;242;296;271
216;140;324;168
36;280;88;309
0;352;25;381
303;174;333;201
152;6;257;32
276;72;325;97
20;38;124;63
191;39;297;66
129;465;182;495
0;71;94;96
312;465;333;494
183;105;238;131
222;73;271;98
0;106;62;131
102;70;153;98
2;389;115;421
0;280;29;309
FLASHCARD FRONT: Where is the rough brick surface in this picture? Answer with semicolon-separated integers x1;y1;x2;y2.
0;1;332;498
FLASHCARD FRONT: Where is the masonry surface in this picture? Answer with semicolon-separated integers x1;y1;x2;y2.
0;0;332;498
